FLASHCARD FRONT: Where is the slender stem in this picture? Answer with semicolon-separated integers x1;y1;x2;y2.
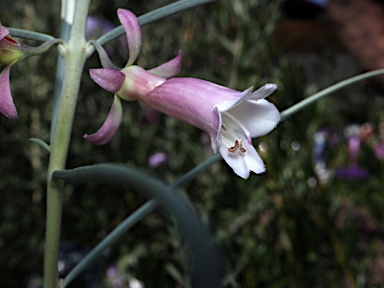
44;0;90;287
51;0;77;143
170;153;222;188
8;27;55;42
280;69;384;121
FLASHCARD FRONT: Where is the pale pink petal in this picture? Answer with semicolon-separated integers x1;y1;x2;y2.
0;64;18;119
241;137;266;174
216;88;253;112
84;95;123;145
209;106;221;153
219;143;249;179
216;83;276;113
0;25;9;40
247;83;277;101
89;68;125;93
148;50;182;78
146;78;229;141
117;9;142;66
229;99;280;138
219;133;265;179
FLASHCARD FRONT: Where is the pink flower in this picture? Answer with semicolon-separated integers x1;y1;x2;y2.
84;9;182;144
142;79;280;179
87;10;280;178
0;26;24;119
0;24;59;119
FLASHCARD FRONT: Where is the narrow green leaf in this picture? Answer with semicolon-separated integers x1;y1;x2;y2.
29;138;50;153
54;163;222;288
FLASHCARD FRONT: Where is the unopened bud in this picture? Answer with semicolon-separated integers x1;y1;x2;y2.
0;35;24;65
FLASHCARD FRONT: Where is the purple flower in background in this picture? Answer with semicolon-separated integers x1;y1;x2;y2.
84;9;182;144
336;125;369;180
86;16;118;55
105;265;144;288
86;16;115;38
148;152;168;168
106;266;123;288
373;142;384;160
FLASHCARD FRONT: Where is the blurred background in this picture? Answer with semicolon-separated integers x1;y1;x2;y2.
1;0;384;287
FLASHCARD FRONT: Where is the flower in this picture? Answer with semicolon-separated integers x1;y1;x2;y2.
0;23;60;119
0;25;24;119
87;10;280;178
141;78;280;179
84;9;182;144
148;152;168;168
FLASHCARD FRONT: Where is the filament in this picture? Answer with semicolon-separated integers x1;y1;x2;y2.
223;112;252;144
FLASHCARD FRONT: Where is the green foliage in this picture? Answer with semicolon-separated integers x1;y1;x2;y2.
1;0;384;287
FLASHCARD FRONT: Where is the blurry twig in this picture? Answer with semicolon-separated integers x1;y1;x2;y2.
280;69;384;121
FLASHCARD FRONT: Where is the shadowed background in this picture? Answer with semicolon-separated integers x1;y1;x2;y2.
1;0;384;287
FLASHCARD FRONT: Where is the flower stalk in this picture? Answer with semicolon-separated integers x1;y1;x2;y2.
44;0;91;287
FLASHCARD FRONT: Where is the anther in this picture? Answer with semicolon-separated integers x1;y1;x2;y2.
228;139;247;153
228;140;240;152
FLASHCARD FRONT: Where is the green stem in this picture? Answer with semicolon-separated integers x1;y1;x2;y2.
8;27;55;42
43;0;90;287
280;69;384;121
51;0;77;143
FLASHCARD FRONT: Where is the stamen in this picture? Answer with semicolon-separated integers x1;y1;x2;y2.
223;112;252;144
221;125;227;131
228;140;240;153
228;139;247;153
238;139;246;153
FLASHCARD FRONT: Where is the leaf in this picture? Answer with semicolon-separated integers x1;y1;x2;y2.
29;138;50;153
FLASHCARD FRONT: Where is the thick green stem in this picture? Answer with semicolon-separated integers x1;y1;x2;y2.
43;0;90;287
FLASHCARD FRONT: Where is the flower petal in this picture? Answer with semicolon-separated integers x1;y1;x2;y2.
117;9;142;66
216;87;253;112
139;101;158;124
248;83;277;101
220;145;249;179
84;95;123;145
229;99;280;138
89;68;125;93
0;25;9;40
146;78;228;142
220;133;265;179
217;83;277;113
241;138;266;174
0;64;18;119
148;50;182;78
